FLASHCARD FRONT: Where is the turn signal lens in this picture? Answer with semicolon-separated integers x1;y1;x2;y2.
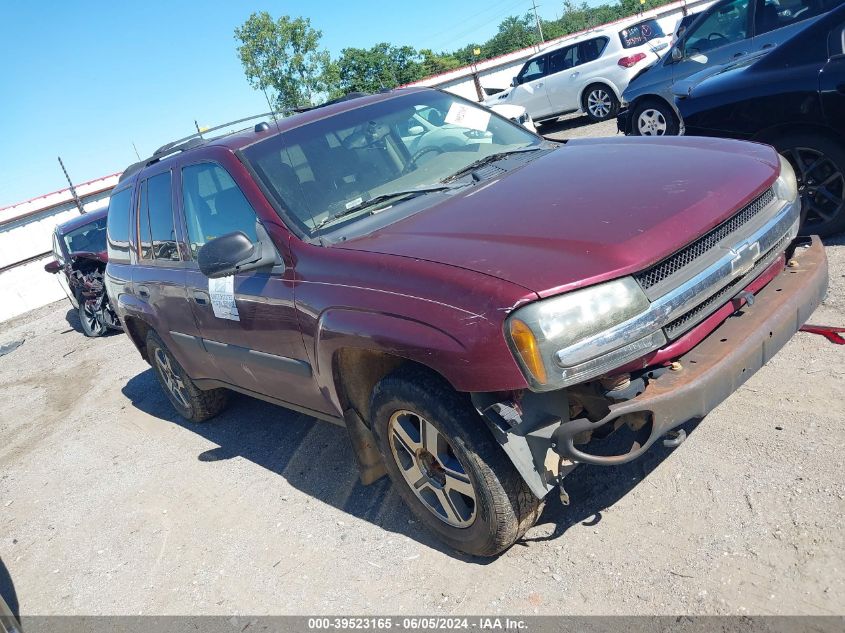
509;319;548;384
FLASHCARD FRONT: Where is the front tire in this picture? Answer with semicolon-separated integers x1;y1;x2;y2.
78;300;107;338
583;84;619;122
146;331;229;423
775;133;845;237
371;366;543;557
632;99;679;136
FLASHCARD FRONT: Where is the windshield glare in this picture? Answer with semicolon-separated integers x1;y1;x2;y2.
243;91;540;235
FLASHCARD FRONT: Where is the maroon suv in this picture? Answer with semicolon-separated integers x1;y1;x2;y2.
106;88;827;556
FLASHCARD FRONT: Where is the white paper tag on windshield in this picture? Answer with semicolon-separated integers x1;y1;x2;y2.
445;103;491;132
208;275;240;321
345;196;363;210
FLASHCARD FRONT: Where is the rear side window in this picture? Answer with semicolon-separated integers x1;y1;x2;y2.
137;172;179;262
620;20;666;48
181;163;258;259
106;187;133;263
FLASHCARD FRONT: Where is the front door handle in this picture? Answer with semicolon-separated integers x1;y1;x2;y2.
536;82;543;88
192;290;210;306
733;51;746;58
761;43;774;50
137;285;150;300
570;72;579;78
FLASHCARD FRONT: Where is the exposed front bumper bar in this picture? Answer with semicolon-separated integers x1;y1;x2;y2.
552;236;828;466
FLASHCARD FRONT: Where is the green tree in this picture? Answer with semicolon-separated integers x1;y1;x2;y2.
334;43;424;94
485;14;539;57
234;12;332;113
419;49;462;76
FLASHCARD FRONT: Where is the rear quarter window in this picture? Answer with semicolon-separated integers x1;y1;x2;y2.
620;19;666;48
106;187;133;263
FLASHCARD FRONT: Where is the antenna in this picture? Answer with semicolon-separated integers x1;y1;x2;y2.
261;85;282;134
132;143;141;161
57;156;85;215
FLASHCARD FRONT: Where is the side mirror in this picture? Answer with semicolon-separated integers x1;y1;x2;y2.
671;46;684;63
511;76;519;87
44;259;62;274
197;223;279;279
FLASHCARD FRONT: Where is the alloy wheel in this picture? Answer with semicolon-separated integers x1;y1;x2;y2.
784;147;845;231
154;347;190;409
637;108;668;136
387;410;477;528
587;89;612;119
82;302;105;335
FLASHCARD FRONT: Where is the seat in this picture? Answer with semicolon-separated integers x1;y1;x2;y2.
755;1;780;34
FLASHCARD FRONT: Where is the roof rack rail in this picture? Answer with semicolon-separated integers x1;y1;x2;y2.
151;111;279;157
118;111;281;182
292;92;371;114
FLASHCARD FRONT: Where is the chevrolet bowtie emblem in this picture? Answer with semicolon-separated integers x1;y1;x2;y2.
730;240;761;277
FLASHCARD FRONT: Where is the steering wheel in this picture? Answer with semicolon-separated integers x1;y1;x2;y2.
708;32;727;42
403;146;444;174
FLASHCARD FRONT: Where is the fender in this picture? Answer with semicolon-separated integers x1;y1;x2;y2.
313;307;470;414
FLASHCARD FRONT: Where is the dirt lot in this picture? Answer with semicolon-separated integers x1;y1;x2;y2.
1;116;844;617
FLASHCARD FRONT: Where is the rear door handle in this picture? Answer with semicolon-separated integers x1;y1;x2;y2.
137;285;150;300
192;291;210;306
761;43;774;50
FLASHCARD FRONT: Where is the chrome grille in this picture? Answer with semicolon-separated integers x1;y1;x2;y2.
636;188;776;291
663;232;791;340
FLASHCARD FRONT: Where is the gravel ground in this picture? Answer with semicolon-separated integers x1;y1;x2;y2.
0;116;843;617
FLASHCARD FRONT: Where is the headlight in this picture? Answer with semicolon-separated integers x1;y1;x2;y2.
774;154;798;204
506;277;660;391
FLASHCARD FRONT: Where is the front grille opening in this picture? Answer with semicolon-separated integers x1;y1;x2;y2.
637;188;776;291
663;232;789;340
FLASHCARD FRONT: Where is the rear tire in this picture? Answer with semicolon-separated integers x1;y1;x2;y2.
370;366;543;557
632;98;679;136
146;331;228;423
774;133;845;237
583;84;619;122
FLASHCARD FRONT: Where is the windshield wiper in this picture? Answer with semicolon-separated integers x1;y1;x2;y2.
441;146;545;183
313;184;458;232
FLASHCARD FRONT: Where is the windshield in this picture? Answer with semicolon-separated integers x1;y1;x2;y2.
63;216;107;253
619;19;666;48
242;91;541;236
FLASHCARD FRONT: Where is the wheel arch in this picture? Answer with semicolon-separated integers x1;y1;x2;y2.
578;79;622;107
315;308;469;421
122;315;153;364
751;122;845;148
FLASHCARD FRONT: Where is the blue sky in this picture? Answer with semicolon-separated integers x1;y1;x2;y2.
0;0;570;207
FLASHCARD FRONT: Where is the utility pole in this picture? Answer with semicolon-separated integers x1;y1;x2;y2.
57;156;85;215
532;0;545;45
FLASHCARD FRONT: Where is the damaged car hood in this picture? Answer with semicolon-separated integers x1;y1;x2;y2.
336;136;780;296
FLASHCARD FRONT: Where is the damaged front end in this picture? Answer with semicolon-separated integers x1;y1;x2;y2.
473;236;828;502
68;251;122;336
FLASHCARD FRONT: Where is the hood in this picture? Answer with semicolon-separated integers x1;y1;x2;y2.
674;50;769;99
336;136;780;296
69;250;108;263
